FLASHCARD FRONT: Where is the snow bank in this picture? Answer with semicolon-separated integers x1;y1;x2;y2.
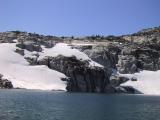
0;42;102;90
39;43;103;67
0;43;66;90
121;70;160;95
1;42;160;94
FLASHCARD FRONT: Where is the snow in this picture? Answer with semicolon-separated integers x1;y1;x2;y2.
71;43;95;46
39;43;103;67
1;42;160;94
0;43;66;90
0;42;103;90
24;50;38;59
121;70;160;95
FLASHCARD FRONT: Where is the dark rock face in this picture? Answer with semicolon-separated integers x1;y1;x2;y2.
117;44;160;74
38;55;112;93
0;74;13;89
84;44;121;69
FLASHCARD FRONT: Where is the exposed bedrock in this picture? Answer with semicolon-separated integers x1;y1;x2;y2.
24;54;132;93
117;44;160;74
37;55;114;93
1;26;160;93
0;74;13;89
83;44;121;69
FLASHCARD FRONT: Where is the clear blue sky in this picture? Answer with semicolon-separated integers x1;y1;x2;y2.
0;0;160;36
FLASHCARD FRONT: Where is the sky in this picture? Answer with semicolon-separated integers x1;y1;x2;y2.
0;0;160;36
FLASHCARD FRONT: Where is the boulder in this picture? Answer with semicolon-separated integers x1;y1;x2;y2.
110;75;129;87
0;74;13;89
115;86;136;94
15;48;24;56
2;79;13;89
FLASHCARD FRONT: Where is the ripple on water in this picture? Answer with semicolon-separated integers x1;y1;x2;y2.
0;90;160;120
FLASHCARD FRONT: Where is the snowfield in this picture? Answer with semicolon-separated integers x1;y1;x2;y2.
121;70;160;95
0;42;102;90
1;42;160;94
0;43;67;90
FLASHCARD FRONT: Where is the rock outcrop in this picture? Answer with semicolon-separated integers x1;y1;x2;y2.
0;26;160;93
37;55;112;93
83;43;121;69
0;74;13;89
117;35;160;74
36;55;134;93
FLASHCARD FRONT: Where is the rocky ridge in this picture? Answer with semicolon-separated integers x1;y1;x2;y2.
0;26;160;93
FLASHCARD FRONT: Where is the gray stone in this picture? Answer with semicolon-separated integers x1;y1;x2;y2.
0;74;13;89
38;55;111;93
15;49;24;56
16;41;42;52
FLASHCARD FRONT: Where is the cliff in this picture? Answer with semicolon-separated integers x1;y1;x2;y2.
0;26;160;94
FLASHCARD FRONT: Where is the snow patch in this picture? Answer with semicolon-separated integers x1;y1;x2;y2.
0;43;66;90
121;70;160;95
0;42;102;90
39;43;103;67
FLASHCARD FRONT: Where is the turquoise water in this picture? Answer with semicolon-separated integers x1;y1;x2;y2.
0;90;160;120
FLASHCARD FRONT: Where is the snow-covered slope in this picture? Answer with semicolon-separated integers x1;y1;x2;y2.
0;43;66;90
38;43;103;67
0;42;103;90
121;70;160;95
2;42;160;94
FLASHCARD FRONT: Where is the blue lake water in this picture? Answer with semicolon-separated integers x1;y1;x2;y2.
0;89;160;120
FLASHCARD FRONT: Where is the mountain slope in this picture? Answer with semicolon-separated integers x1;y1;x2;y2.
0;43;66;90
0;26;160;94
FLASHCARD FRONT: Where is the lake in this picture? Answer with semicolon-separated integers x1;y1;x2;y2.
0;89;160;120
